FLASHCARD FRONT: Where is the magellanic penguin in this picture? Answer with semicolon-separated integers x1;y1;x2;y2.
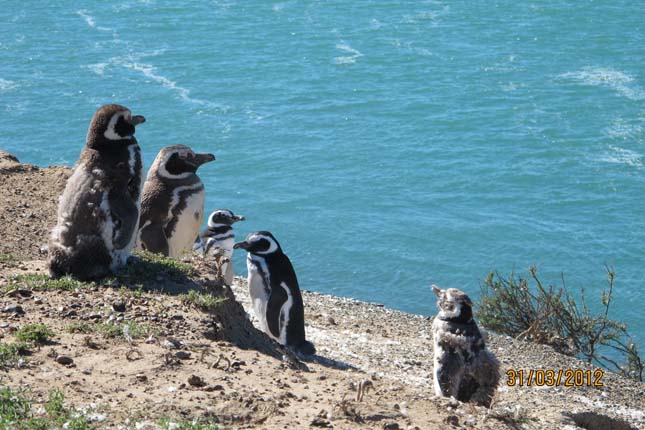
234;231;316;356
48;104;146;280
194;209;245;285
431;285;500;407
138;145;215;258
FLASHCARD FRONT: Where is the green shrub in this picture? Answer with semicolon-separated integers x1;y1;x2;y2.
479;267;643;381
15;324;55;345
180;290;226;312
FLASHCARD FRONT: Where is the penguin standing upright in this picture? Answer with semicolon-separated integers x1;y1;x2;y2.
431;285;500;407
138;145;215;258
194;209;245;285
48;104;146;280
234;231;315;355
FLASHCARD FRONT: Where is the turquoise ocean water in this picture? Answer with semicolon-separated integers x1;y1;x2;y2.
1;1;643;348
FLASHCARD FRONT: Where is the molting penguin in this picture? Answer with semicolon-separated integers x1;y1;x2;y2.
138;145;215;258
194;209;245;285
48;104;146;280
234;231;315;355
431;285;499;407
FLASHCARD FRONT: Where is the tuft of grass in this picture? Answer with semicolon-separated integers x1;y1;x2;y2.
0;387;90;430
116;251;195;286
0;253;17;267
4;274;89;293
479;267;644;382
0;343;29;369
157;417;220;430
66;321;156;341
65;322;95;335
15;324;55;345
180;290;226;312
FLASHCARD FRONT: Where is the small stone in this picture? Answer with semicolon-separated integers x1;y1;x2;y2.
81;369;92;375
3;304;24;315
326;316;337;326
187;375;206;387
33;298;43;305
175;351;191;360
55;355;74;365
444;415;459;426
135;374;148;382
84;313;102;321
112;301;126;312
7;289;32;298
163;338;183;349
311;417;332;428
171;314;184;320
383;423;400;430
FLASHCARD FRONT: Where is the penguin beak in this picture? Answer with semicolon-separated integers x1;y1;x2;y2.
233;215;246;223
127;115;146;126
233;241;250;250
193;153;216;167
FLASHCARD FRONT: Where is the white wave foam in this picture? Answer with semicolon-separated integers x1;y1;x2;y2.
0;78;17;92
76;10;112;32
76;10;96;27
85;63;108;76
605;118;643;140
560;67;644;101
599;145;643;167
334;42;363;65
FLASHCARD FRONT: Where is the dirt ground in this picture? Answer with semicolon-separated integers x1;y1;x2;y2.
0;152;643;430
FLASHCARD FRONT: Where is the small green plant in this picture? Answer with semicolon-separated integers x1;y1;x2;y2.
0;342;29;369
0;387;90;430
479;267;643;381
116;251;195;286
4;274;89;293
65;322;95;335
0;253;17;267
157;417;219;430
15;324;55;345
180;290;226;312
67;321;155;342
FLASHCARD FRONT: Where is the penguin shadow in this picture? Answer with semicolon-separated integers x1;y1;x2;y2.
303;353;356;371
112;253;313;368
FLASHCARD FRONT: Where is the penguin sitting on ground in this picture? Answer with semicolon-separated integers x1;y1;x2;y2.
194;209;245;285
431;284;499;407
138;145;215;258
234;231;316;356
48;104;146;280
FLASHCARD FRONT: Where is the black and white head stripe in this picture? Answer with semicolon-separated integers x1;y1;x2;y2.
104;110;145;140
207;209;245;227
234;231;281;255
432;284;473;323
151;145;215;180
86;104;145;148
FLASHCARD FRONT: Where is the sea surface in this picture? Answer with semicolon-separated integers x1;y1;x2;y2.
1;1;643;349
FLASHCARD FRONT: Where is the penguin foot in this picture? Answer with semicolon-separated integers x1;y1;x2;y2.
295;340;316;357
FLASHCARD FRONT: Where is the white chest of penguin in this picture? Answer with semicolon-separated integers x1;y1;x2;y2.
167;189;204;258
247;255;270;332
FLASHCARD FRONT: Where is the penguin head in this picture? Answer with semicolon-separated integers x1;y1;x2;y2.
234;231;282;255
152;145;216;180
86;104;145;148
431;284;473;323
207;209;245;227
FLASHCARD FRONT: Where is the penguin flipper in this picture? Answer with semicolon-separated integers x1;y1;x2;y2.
109;190;139;249
266;282;289;341
139;222;169;255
